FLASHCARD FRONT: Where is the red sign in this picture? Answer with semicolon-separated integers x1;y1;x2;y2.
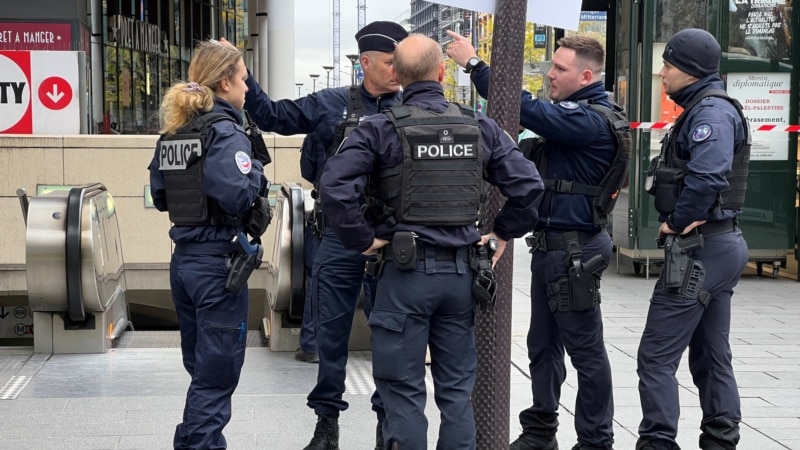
38;76;72;110
0;22;72;51
0;51;32;133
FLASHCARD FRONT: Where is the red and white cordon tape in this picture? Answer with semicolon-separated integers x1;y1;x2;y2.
630;122;800;132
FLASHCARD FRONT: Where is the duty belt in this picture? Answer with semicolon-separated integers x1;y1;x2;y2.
382;242;469;262
525;230;601;252
696;218;737;237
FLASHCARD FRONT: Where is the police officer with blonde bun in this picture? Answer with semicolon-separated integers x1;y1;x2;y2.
637;28;750;450
148;40;270;449
320;33;543;450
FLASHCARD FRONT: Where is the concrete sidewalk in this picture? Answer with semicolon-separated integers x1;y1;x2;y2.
0;239;797;449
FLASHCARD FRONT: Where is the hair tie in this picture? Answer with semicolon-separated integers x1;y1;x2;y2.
183;82;204;93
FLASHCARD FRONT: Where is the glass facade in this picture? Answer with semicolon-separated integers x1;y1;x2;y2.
100;0;248;134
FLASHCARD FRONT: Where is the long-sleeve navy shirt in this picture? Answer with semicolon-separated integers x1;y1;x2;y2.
320;81;544;252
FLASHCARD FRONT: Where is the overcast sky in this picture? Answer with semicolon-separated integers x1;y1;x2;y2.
292;1;411;94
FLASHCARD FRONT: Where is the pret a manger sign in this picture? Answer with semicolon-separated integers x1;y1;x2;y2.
0;50;81;134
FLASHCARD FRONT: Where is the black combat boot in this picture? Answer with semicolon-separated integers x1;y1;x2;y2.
303;415;339;450
571;443;614;450
509;431;559;450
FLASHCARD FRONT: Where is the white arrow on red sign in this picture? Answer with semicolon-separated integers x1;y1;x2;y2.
37;75;72;110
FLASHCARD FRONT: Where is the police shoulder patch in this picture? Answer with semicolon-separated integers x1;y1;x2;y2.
235;151;252;174
691;124;713;142
559;101;579;110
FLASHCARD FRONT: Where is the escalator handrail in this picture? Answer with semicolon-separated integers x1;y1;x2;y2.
65;183;106;322
288;185;305;320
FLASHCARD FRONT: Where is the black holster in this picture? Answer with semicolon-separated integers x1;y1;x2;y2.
470;242;497;312
225;232;264;295
311;189;325;238
661;233;710;305
547;232;603;313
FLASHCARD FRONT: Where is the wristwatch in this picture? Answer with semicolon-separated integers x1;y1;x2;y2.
464;57;482;73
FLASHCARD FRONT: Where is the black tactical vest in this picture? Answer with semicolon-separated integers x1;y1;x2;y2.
651;89;751;215
158;112;233;226
376;103;483;226
519;102;631;228
328;86;367;158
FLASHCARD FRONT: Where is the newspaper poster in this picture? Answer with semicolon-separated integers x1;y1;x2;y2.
727;72;791;161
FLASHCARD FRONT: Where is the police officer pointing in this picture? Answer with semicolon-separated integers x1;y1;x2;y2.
148;40;271;449
448;32;628;450
227;21;409;449
637;28;750;450
320;33;544;450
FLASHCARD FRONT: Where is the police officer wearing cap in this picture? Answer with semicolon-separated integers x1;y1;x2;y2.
637;28;750;450
448;32;624;450
321;33;543;450
229;21;408;450
148;40;270;449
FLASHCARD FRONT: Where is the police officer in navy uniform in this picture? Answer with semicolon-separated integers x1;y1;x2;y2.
148;40;270;449
321;33;544;450
637;28;750;450
449;32;625;450
224;21;409;449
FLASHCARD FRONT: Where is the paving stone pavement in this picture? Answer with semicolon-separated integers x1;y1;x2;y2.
0;239;797;449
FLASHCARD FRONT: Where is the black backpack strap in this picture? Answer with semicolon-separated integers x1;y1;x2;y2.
346;85;366;119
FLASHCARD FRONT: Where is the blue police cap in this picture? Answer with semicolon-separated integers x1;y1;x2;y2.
355;21;408;53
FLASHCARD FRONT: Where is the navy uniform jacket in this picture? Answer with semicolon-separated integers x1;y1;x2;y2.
244;75;403;183
661;75;745;230
472;66;616;232
319;81;544;252
149;99;265;244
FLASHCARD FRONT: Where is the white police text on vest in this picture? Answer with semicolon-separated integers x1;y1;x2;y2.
159;139;203;170
414;143;475;159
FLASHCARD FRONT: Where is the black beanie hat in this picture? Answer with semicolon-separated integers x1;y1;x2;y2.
662;28;721;78
355;21;408;53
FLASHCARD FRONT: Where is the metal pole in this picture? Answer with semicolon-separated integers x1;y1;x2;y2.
322;65;334;88
474;0;527;448
295;83;303;97
346;54;359;86
310;74;320;93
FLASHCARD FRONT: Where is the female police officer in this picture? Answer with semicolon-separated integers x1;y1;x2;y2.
148;40;269;449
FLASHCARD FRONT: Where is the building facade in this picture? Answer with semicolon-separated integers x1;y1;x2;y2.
1;0;249;135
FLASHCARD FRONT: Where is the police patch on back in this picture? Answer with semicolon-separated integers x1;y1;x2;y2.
235;151;252;174
439;128;454;143
159;138;202;171
692;124;712;142
414;143;476;159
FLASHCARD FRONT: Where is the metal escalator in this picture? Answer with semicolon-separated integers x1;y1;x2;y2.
19;184;131;353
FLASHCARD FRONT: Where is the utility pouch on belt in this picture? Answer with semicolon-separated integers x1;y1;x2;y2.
225;232;264;295
391;231;417;271
547;232;603;313
243;196;272;237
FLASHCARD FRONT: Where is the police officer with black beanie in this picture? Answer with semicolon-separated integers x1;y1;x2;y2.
320;33;543;449
637;28;750;450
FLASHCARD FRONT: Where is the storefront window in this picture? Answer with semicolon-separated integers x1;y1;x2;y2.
728;1;792;60
98;0;247;134
655;0;714;42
